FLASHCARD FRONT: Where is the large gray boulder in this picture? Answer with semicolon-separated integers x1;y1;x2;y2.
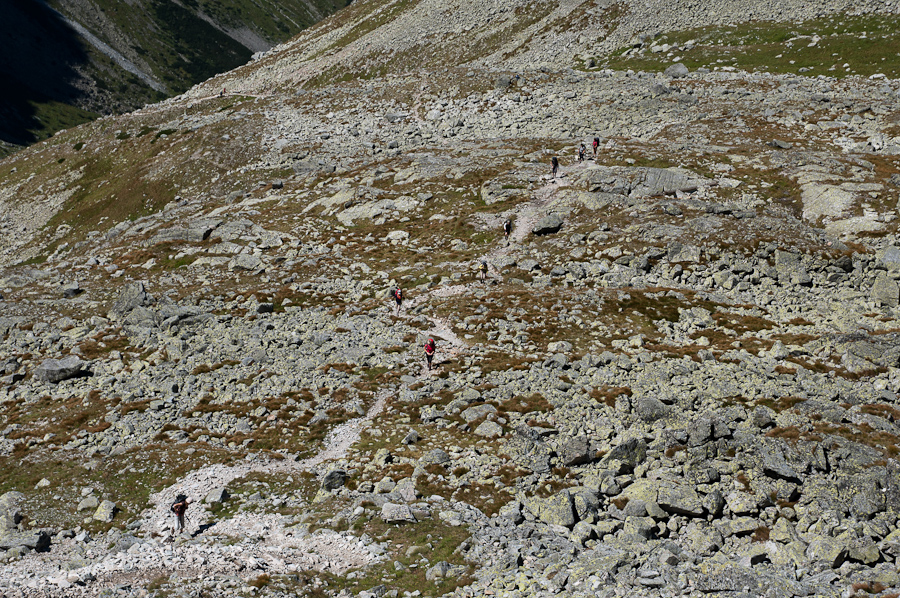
0;492;23;530
634;395;668;422
205;487;230;505
109;282;153;318
0;530;51;552
557;436;593;466
381;503;417;523
148;223;216;246
603;438;647;471
524;489;576;528
532;213;563;235
228;254;263;271
758;443;801;482
656;485;705;517
322;470;347;490
871;272;900;307
664;63;689;78
34;356;87;383
582;166;708;197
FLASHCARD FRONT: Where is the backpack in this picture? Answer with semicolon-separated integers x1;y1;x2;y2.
504;219;512;232
171;494;187;513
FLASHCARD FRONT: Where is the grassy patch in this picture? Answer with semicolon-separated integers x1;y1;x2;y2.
598;14;900;79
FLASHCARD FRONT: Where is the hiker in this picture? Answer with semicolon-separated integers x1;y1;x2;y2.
578;143;586;162
503;217;512;245
391;287;403;315
172;495;191;534
479;260;488;282
592;137;600;157
551;156;559;179
424;337;436;371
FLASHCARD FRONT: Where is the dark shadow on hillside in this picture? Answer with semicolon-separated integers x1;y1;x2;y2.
0;0;90;147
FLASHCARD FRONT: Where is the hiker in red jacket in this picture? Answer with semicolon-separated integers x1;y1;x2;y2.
592;137;600;157
424;338;436;371
391;288;403;315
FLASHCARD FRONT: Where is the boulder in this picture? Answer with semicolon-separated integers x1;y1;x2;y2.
634;395;668;422
34;356;87;383
583;166;707;197
322;470;347;490
758;443;801;482
110;282;153;317
603;438;647;471
524;490;576;528
871;272;900;307
0;530;51;552
205;487;229;505
419;449;451;466
557;436;593;466
474;421;503;438
664;63;689;78
228;254;263;272
426;561;451;581
656;485;705;517
461;404;497;423
532;213;563;235
93;500;117;523
806;537;847;568
381;503;417;523
0;492;23;530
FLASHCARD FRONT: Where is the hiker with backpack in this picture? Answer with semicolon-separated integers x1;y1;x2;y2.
391;288;403;315
424;338;436;371
171;494;192;534
578;143;586;162
551;156;559;179
503;218;512;245
478;260;488;282
592;137;600;157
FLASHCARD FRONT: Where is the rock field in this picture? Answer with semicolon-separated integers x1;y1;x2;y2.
1;0;900;597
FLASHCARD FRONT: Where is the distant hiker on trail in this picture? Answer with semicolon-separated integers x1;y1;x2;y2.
592;137;600;157
503;218;512;245
551;156;559;179
479;260;488;282
172;495;191;534
578;143;586;162
424;337;436;371
391;288;403;315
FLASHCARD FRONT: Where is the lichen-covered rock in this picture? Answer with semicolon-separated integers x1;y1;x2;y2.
524;490;576;528
93;500;117;523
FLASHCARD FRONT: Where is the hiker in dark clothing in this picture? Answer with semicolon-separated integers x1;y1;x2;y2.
503;218;512;245
479;260;488;282
172;495;191;534
551;156;559;178
391;288;403;315
578;143;586;162
424;338;436;371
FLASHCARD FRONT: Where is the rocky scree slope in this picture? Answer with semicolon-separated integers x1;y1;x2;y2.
0;4;900;598
182;0;900;97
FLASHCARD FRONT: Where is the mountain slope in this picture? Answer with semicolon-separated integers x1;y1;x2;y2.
184;0;898;97
1;1;900;597
0;0;345;156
